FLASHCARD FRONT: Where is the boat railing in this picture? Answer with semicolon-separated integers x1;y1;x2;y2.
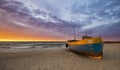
82;35;92;39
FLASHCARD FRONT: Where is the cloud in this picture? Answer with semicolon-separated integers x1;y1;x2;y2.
0;0;120;40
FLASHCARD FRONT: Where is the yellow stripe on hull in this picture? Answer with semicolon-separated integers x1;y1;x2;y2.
67;37;103;46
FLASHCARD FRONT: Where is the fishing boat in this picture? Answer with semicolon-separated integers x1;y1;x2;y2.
66;35;103;59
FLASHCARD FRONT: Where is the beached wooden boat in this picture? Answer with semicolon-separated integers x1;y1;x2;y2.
66;36;103;59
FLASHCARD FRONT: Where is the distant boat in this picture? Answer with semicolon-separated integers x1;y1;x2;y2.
66;35;103;59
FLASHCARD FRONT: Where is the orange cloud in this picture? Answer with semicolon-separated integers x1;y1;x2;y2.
0;28;64;41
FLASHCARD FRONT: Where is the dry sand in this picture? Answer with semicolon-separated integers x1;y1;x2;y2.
0;43;120;70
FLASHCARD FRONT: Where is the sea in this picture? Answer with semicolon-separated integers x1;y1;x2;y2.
0;42;66;51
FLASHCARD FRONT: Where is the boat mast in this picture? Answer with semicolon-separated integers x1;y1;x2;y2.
73;28;76;40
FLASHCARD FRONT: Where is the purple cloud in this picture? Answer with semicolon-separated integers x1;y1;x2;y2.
0;0;120;41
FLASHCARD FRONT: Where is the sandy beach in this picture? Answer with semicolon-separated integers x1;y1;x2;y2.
0;43;120;70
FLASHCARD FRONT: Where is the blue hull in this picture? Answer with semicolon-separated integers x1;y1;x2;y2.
69;43;103;56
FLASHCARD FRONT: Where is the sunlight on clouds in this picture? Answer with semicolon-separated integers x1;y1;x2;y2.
0;0;120;41
32;13;58;23
8;20;30;28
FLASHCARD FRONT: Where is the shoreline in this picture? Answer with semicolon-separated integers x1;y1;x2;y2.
0;43;120;70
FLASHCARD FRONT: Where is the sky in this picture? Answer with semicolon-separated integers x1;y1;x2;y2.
0;0;120;41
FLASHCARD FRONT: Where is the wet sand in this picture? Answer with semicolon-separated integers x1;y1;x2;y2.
0;43;120;70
